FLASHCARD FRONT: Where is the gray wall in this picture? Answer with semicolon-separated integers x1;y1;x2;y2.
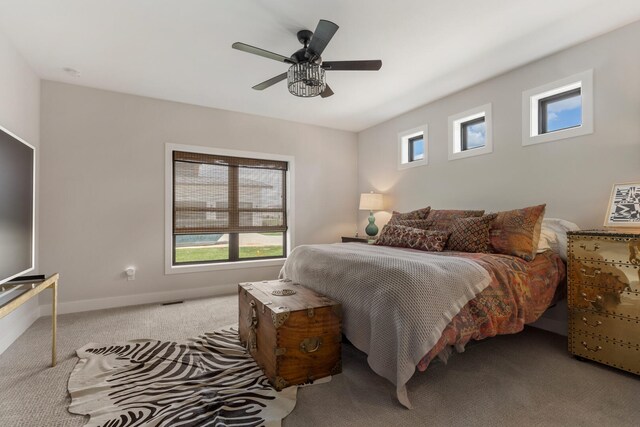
0;28;40;354
357;21;640;335
39;82;358;311
358;21;640;230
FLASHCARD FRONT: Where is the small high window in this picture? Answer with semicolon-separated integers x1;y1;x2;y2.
461;117;486;151
448;104;493;160
408;135;425;162
522;70;593;146
539;87;582;134
398;125;428;170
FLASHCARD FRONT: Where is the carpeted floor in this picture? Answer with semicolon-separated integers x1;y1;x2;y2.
0;295;638;427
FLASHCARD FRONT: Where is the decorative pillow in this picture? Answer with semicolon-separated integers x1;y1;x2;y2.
391;219;434;230
427;209;485;230
536;228;556;254
490;204;546;261
374;224;450;252
446;214;498;252
536;218;580;261
388;207;431;223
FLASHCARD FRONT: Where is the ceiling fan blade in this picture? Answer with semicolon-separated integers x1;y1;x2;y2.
252;73;288;91
320;85;334;98
232;42;296;64
308;20;339;56
322;60;382;71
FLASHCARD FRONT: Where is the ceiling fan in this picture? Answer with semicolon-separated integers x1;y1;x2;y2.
232;19;382;98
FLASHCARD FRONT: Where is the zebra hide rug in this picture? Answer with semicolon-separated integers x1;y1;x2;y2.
68;326;314;427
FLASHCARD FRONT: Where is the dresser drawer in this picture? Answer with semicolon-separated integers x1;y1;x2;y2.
569;283;640;320
569;234;640;265
570;332;640;375
569;309;640;347
568;259;639;294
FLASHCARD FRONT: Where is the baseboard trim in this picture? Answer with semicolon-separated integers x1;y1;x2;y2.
39;283;238;316
0;300;41;355
1;284;239;356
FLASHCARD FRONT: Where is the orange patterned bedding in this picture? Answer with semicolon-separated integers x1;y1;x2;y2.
417;250;566;371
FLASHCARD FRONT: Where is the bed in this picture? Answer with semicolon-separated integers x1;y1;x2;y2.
416;250;565;371
279;243;565;408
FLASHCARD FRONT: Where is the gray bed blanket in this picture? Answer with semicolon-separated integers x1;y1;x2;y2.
279;243;491;408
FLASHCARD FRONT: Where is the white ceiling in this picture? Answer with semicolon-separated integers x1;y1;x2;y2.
1;0;639;132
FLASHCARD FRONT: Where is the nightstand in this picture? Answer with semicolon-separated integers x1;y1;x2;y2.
567;230;640;375
341;236;375;243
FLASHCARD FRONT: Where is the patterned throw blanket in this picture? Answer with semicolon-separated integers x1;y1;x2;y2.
279;243;491;408
68;327;300;427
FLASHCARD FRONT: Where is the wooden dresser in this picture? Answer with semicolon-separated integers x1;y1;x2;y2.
567;230;640;374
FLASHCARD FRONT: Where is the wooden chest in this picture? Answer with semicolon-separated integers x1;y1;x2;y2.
238;279;342;390
567;230;640;374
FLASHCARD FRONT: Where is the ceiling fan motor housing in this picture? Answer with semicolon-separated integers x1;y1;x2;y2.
297;30;313;45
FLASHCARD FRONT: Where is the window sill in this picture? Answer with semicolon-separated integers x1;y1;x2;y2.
165;257;286;275
523;124;593;146
448;145;493;161
398;158;427;170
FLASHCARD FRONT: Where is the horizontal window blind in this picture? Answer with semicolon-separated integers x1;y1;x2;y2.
173;151;288;235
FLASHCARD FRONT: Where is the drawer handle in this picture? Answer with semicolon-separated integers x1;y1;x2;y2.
581;292;602;304
581;317;602;328
579;268;601;278
579;243;600;252
581;341;602;352
299;337;323;353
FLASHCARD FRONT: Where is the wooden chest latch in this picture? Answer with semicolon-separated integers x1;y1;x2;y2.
247;300;258;353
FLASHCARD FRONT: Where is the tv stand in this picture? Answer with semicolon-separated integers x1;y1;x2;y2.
0;273;59;366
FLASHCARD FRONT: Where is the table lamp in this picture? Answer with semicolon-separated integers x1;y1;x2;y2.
359;192;384;237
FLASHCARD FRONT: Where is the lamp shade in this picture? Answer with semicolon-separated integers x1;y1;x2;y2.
359;192;384;211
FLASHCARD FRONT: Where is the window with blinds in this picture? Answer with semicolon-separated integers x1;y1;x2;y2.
172;151;288;264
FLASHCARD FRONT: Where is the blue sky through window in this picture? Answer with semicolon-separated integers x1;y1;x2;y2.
465;121;486;149
412;138;424;160
545;94;582;132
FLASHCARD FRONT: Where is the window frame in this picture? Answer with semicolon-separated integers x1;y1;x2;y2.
460;116;486;151
397;125;428;170
407;135;425;162
448;103;493;161
538;87;582;135
165;143;294;274
171;234;288;267
522;69;593;146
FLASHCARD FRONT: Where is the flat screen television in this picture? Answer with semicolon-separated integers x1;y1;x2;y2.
0;125;35;285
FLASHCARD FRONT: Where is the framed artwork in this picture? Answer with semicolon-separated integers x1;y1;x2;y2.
604;182;640;228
